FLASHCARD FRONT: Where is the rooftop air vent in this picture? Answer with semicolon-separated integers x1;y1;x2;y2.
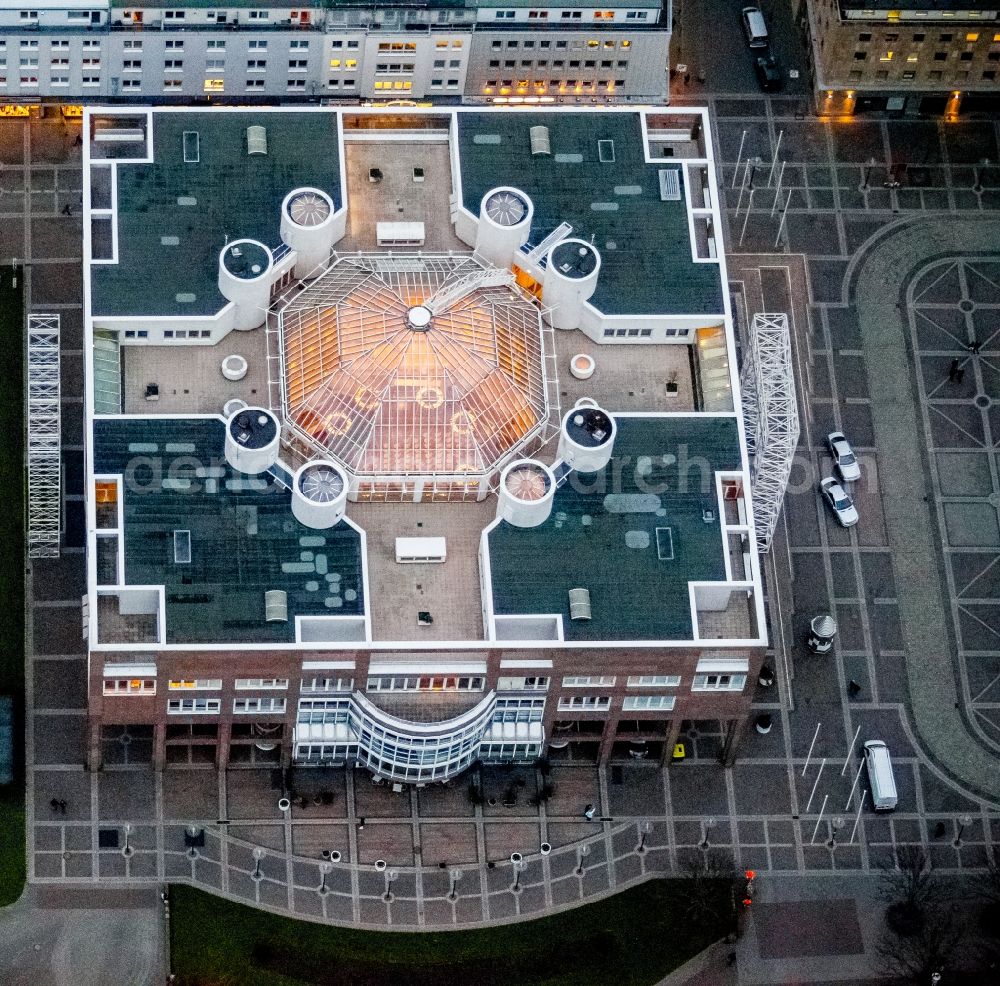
287;189;331;227
247;125;268;156
485;189;528;227
658;168;682;201
529;125;551;157
299;463;345;503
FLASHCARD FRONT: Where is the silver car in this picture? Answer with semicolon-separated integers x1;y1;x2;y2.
827;431;861;483
821;477;859;528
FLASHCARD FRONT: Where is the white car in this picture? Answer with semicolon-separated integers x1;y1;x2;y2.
821;477;859;528
827;431;861;483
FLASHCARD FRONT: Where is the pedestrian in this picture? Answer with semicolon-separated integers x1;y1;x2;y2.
948;358;960;382
697;68;705;85
970;339;982;355
73;133;82;147
356;816;365;831
61;203;72;217
583;803;595;820
58;799;67;813
684;71;691;86
50;798;59;812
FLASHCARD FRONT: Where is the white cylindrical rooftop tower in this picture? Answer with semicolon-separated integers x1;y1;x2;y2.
496;459;556;529
541;238;601;331
224;406;280;475
218;239;273;331
280;187;336;281
475;187;533;269
292;460;349;530
556;402;616;474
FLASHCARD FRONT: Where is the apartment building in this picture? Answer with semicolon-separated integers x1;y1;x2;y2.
79;105;766;780
806;0;1000;115
0;0;670;104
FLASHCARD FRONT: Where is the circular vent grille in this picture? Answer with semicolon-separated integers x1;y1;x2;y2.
505;464;549;502
299;464;345;503
485;190;527;227
288;190;331;228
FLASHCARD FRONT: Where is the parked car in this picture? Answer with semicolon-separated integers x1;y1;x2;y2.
826;431;861;482
741;6;769;48
754;55;783;92
820;477;859;528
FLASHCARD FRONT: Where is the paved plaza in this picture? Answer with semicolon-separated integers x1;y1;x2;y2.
5;103;1000;978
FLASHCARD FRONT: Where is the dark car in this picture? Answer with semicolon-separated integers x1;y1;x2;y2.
754;55;783;92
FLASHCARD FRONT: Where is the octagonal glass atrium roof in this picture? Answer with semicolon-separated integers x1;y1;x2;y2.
278;255;548;479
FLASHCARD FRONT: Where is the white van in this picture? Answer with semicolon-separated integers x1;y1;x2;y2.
742;6;770;49
864;740;898;811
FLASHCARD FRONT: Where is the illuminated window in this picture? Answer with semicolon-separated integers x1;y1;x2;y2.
621;39;631;48
203;78;224;92
906;53;918;62
966;32;979;42
329;59;341;68
993;33;1000;42
452;39;462;48
880;51;893;61
103;678;156;696
168;679;222;690
587;39;599;48
436;40;448;48
346;59;357;68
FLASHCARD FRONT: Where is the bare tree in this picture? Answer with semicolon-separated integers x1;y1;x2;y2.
877;903;964;985
878;846;948;936
679;852;737;926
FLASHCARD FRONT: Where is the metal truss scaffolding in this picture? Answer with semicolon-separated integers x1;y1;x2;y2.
27;313;61;558
741;312;799;554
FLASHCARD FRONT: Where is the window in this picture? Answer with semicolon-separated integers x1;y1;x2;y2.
169;679;222;690
854;51;867;60
246;79;265;88
300;677;354;693
19;10;39;21
367;675;484;692
562;675;616;687
122;78;141;90
233;697;286;714
880;51;893;61
960;51;973;61
529;9;548;18
913;33;925;42
902;70;915;79
934;51;948;60
288;59;307;71
206;58;224;71
939;33;953;42
19;40;39;49
164;9;185;19
627;675;681;687
204;78;224;91
249;9;270;19
497;676;549;691
691;673;746;692
104;678;155;696
51;75;68;86
983;69;997;79
165;40;183;50
557;695;612;711
165;59;183;71
123;59;142;71
19;58;38;69
235;678;288;690
906;53;918;62
247;59;266;71
290;40;309;50
495;9;515;18
207;40;225;50
966;32;980;42
345;59;357;69
249;40;267;50
168;698;220;714
623;695;676;711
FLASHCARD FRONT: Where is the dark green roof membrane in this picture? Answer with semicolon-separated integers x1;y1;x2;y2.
457;112;724;317
93;417;364;645
488;415;740;641
91;111;341;318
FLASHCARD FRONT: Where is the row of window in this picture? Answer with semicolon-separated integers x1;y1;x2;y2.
494;8;647;19
107;673;742;701
855;30;1000;44
858;49;1000;63
489;57;629;69
486;79;627;89
1;38;99;48
491;37;631;50
168;697;286;714
848;67;998;82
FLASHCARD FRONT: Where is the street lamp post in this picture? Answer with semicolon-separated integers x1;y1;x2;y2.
252;847;265;881
384;868;398;901
448;868;463;901
700;818;716;850
954;814;973;847
318;861;332;896
637;821;652;853
575;844;590;876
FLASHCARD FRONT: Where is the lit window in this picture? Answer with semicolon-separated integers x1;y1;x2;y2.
345;59;357;68
906;53;918;62
203;79;224;91
967;32;980;42
880;50;894;61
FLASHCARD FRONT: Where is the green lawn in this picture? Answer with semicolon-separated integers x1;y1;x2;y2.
170;879;733;986
0;265;26;907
